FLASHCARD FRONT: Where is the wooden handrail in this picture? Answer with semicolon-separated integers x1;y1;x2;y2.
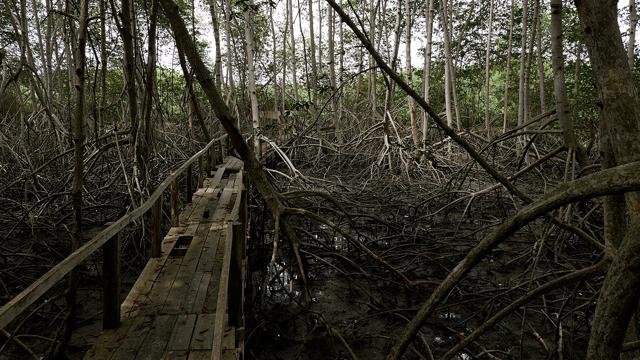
0;134;227;331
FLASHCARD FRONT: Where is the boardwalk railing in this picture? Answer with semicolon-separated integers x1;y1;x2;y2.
0;134;231;332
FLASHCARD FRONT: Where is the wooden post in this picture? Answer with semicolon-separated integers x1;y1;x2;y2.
186;164;193;203
103;232;121;329
150;194;162;258
171;180;179;227
198;156;204;188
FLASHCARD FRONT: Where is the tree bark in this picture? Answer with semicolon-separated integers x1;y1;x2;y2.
503;0;515;132
629;0;638;70
484;0;494;138
573;0;640;358
550;0;575;149
405;0;419;148
244;2;261;158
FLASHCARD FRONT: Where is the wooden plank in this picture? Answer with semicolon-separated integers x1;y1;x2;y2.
83;317;136;359
121;224;198;317
136;315;178;360
110;315;155;360
0;135;227;330
211;227;234;360
187;350;210;360
167;314;198;351
162;221;212;314
202;230;226;313
190;314;216;350
137;256;183;316
183;271;210;314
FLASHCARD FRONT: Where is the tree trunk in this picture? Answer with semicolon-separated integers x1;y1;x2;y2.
288;0;299;101
421;0;434;156
550;0;575;150
244;3;261;158
629;0;638;70
573;1;640;358
68;0;88;343
536;0;546;113
440;0;455;137
120;0;139;168
503;0;515;132
159;0;310;295
368;0;377;113
405;0;419;148
484;0;494;138
307;0;317;104
207;0;223;88
517;0;529;128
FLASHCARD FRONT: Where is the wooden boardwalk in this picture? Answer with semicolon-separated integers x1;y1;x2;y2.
84;156;246;360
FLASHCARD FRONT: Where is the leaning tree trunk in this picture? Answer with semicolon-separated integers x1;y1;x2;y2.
159;0;310;294
574;1;640;359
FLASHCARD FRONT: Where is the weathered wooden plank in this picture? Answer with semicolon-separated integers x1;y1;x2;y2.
121;224;198;317
191;314;216;350
110;315;155;360
83;317;136;359
182;270;207;314
136;315;178;360
187;350;210;360
162;221;212;314
167;314;197;351
202;229;226;313
211;226;234;360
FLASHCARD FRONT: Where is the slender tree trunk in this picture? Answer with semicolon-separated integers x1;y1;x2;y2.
99;0;107;132
503;0;515;132
328;4;340;143
629;0;638;70
368;0;377;113
207;0;223;88
484;0;494;138
440;0;455;137
288;0;299;101
244;3;261;158
68;0;88;343
421;0;434;157
307;0;317;104
140;0;158;189
550;0;575;149
536;0;546;113
318;0;323;76
405;0;419;148
517;0;530;128
120;0;138;160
